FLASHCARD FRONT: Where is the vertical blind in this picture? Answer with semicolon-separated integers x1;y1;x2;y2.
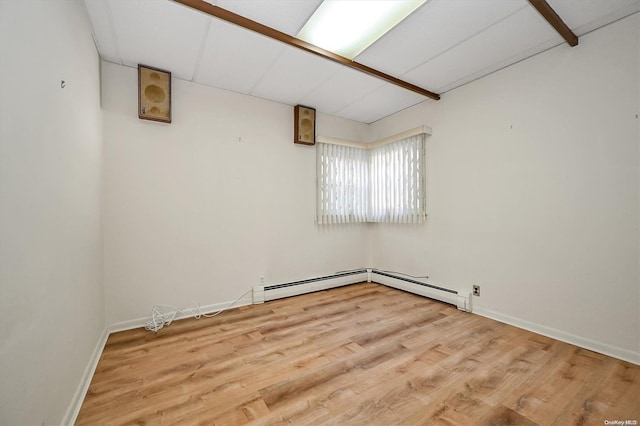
316;133;426;224
316;142;369;224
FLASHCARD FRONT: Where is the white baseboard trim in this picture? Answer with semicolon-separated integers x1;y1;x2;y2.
473;306;640;365
62;327;109;425
108;294;254;334
65;295;254;422
64;276;638;425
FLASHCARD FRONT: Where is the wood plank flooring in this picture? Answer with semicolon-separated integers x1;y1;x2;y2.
76;283;639;425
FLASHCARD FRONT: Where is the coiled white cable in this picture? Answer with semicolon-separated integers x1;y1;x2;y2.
144;288;253;333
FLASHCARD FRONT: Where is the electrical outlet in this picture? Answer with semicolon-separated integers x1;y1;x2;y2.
260;276;265;284
473;285;480;297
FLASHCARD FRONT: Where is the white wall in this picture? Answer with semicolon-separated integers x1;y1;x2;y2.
102;61;370;325
369;14;640;361
0;3;636;423
0;1;104;424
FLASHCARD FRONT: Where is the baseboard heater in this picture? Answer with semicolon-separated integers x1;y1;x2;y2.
253;269;369;303
252;268;471;312
371;269;471;312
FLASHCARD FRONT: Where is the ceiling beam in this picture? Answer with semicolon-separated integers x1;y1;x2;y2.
528;0;578;46
172;0;440;101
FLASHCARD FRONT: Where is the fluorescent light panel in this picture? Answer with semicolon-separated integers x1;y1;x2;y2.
298;0;427;60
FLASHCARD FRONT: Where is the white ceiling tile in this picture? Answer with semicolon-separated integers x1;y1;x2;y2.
355;0;528;77
545;0;640;35
299;67;385;114
403;6;563;93
251;46;342;106
335;85;427;124
84;0;635;124
83;0;120;63
195;20;285;94
433;37;562;94
216;0;322;36
108;0;210;80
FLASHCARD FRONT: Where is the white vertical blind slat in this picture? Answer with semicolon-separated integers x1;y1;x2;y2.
316;134;426;224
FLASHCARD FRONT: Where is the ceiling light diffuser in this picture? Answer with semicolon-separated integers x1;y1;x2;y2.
297;0;427;59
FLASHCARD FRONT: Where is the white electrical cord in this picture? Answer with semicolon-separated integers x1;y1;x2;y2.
377;269;429;280
144;288;253;333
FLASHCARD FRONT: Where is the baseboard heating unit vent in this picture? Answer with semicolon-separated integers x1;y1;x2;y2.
253;269;368;303
371;269;471;312
252;269;471;313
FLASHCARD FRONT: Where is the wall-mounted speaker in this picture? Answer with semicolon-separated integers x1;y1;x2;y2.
294;105;316;145
138;64;172;123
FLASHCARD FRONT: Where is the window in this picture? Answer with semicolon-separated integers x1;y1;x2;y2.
316;133;426;224
316;143;369;224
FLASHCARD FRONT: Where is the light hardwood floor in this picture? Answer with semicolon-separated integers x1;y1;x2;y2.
77;283;639;425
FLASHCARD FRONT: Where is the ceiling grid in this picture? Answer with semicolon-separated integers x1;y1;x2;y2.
83;0;640;123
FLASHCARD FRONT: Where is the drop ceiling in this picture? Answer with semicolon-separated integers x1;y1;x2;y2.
84;0;639;123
